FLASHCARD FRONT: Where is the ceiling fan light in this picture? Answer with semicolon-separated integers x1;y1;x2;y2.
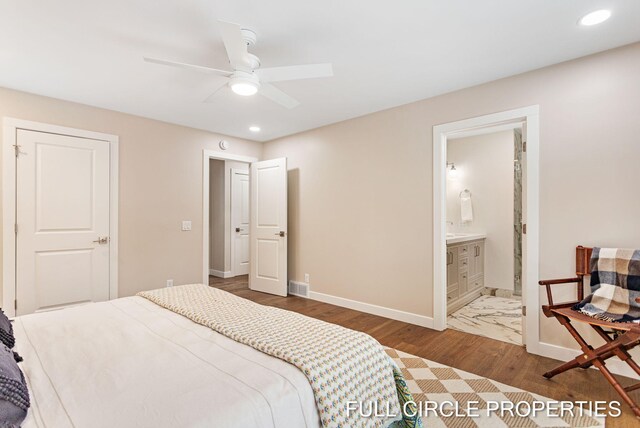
230;81;259;96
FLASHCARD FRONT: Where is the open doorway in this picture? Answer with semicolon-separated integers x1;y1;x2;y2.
202;151;290;297
444;128;523;345
432;106;540;353
208;159;250;279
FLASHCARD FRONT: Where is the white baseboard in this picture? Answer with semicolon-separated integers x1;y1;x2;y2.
298;287;637;380
209;269;233;278
307;290;434;328
534;341;639;379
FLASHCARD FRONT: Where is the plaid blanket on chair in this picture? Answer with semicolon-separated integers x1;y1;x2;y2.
574;247;640;323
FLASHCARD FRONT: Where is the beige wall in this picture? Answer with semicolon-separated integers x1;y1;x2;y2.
447;131;515;291
263;43;640;351
0;87;262;301
3;42;640;357
209;159;226;272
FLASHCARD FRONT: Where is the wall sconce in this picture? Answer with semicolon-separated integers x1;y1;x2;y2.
447;162;458;178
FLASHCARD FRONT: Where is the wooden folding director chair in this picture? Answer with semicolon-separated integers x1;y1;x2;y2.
539;246;640;418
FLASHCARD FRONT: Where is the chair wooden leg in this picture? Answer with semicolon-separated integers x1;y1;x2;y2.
548;318;640;418
625;382;640;393
592;325;640;377
623;358;640;377
592;358;640;419
544;358;582;379
544;315;593;378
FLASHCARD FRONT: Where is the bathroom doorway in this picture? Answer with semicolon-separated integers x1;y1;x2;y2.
432;106;540;352
444;128;523;345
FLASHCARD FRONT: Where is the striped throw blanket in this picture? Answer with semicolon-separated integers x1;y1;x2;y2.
139;284;422;428
574;247;640;323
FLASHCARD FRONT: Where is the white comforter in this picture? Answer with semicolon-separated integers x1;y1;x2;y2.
13;296;321;428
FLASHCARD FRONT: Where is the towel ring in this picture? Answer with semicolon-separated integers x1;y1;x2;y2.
459;189;471;198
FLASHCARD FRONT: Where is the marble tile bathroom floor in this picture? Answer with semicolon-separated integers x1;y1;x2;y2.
447;295;522;345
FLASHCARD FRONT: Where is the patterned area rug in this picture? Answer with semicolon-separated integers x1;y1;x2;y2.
385;348;604;428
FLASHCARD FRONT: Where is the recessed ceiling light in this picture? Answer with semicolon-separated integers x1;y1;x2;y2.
579;9;611;26
249;126;261;132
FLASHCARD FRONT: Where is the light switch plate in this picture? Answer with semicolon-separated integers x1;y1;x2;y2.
181;221;192;231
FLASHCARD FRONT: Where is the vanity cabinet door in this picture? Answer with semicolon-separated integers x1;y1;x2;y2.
474;241;485;276
468;240;485;277
446;246;459;294
468;243;477;277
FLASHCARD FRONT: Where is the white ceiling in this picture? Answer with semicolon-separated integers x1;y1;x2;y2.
1;1;639;142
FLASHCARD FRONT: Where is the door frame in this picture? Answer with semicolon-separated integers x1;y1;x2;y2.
202;150;257;285
432;105;540;353
2;118;119;317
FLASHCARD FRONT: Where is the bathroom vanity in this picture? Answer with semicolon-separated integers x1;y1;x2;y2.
446;234;486;315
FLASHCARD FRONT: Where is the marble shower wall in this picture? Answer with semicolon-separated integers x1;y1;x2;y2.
513;129;523;296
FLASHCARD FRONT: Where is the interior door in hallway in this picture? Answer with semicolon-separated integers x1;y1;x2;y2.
15;130;111;315
231;169;250;276
249;158;287;296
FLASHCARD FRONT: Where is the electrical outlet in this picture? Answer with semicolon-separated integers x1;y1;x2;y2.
304;273;310;283
181;221;192;231
166;279;174;288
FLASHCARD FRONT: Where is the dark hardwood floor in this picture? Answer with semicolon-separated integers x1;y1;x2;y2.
210;275;639;427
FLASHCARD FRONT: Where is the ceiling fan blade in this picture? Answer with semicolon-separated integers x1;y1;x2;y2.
203;81;228;103
218;20;248;68
257;63;333;83
144;57;232;77
260;83;300;109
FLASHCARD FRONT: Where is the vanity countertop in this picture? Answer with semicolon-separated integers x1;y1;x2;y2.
446;233;486;245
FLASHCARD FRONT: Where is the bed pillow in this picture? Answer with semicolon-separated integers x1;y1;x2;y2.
0;309;15;349
0;344;29;427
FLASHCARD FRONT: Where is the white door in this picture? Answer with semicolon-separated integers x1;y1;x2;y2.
249;158;287;296
231;169;250;276
16;130;111;315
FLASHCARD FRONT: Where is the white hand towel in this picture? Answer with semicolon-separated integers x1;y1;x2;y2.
460;196;473;223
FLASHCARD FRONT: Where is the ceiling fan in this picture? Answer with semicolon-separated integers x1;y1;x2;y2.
144;20;333;109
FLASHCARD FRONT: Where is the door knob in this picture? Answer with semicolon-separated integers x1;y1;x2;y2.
235;227;241;232
275;231;286;237
92;237;109;244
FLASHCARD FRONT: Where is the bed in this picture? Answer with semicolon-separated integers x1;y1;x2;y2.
12;285;416;428
14;295;321;427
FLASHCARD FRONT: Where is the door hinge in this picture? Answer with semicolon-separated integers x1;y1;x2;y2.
523;141;527;152
13;144;21;158
14;223;18;234
14;300;17;311
522;223;527;234
522;305;526;316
